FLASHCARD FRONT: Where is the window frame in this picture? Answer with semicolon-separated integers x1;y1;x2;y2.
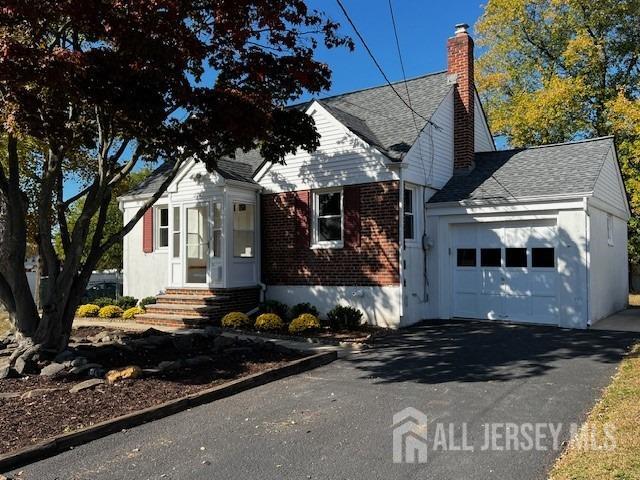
607;213;614;246
155;205;169;250
232;201;255;258
403;186;416;241
312;188;344;249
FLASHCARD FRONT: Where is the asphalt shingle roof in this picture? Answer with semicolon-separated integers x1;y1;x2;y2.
429;136;615;204
124;71;453;197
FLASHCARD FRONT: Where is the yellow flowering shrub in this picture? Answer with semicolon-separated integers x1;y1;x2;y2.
76;304;100;318
289;313;321;334
98;305;124;319
254;313;284;331
122;306;145;320
222;311;252;329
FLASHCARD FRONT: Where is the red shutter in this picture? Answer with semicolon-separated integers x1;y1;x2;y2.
294;190;311;248
142;209;154;253
344;185;361;248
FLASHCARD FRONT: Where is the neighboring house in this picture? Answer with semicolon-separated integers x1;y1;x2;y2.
118;24;630;329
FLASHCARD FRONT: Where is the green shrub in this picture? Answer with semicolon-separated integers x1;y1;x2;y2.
289;313;321;334
122;306;145;320
259;300;289;319
140;296;157;308
94;297;116;308
254;313;284;331
76;304;100;318
117;296;138;309
326;305;363;331
290;302;319;319
222;311;252;329
98;305;124;319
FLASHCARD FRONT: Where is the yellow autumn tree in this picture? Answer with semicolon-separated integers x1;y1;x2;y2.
476;0;640;261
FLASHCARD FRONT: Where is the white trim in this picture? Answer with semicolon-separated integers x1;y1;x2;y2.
311;187;344;249
607;213;614;246
155;205;169;250
403;184;416;242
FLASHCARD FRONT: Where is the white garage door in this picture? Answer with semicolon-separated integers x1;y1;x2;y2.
451;220;558;325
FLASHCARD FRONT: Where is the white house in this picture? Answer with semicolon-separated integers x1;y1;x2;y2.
118;24;629;329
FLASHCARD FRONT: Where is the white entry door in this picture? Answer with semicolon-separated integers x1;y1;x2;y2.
451;220;559;325
185;204;210;285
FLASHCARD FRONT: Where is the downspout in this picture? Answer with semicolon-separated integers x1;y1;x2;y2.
398;165;406;322
255;187;266;303
584;196;591;327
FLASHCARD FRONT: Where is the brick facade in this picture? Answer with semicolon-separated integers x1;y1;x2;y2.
261;181;400;286
447;24;475;173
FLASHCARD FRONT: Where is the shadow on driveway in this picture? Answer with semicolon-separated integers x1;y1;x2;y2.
347;320;639;384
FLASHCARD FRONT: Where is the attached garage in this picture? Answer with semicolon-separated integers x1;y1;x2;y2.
425;137;630;330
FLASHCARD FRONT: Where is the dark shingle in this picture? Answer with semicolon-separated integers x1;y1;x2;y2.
429;137;614;204
123;71;453;197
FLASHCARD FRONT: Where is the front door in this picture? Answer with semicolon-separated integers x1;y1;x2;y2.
185;204;209;285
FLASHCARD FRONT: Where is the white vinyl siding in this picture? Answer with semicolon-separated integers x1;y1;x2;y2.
256;102;396;193
402;88;455;189
474;92;495;153
593;148;628;217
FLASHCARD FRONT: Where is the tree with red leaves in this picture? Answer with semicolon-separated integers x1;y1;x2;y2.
0;0;352;362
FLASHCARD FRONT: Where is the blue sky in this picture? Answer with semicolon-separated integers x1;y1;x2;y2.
302;0;487;100
66;1;489;199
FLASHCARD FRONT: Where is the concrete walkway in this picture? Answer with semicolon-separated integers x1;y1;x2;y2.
591;308;640;332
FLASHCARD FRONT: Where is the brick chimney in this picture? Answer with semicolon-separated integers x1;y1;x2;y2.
448;23;475;173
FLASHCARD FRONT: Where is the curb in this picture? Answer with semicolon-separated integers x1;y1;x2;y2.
0;351;337;473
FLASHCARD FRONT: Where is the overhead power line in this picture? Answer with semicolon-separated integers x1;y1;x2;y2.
335;0;430;124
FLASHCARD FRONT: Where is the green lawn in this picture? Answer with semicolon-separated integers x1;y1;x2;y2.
550;344;640;479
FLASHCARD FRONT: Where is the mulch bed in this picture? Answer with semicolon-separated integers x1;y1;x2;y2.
0;327;303;456
225;325;393;345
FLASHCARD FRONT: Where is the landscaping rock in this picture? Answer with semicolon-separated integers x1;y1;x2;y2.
204;326;221;337
69;379;105;393
0;359;11;379
21;388;62;399
14;355;36;375
143;335;172;347
88;367;106;378
172;335;195;352
184;355;213;368
69;362;103;375
213;335;236;350
54;350;75;363
70;357;88;368
158;360;182;371
140;327;169;338
106;365;142;384
39;362;66;377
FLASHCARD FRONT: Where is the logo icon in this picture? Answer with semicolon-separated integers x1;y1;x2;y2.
393;407;429;463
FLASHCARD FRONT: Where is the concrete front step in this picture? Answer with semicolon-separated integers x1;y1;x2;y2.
145;303;223;317
156;294;222;306
165;288;220;296
135;313;216;328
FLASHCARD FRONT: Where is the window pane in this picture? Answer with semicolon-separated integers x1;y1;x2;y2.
318;217;342;241
319;192;341;216
213;230;222;258
172;207;180;231
172;232;180;258
404;189;413;214
481;248;501;267
457;248;476;267
160;207;169;227
213;202;222;227
233;203;254;257
532;248;554;268
159;228;169;248
505;248;527;267
404;214;414;240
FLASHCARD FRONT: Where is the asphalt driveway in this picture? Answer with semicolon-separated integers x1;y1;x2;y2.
6;320;637;480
